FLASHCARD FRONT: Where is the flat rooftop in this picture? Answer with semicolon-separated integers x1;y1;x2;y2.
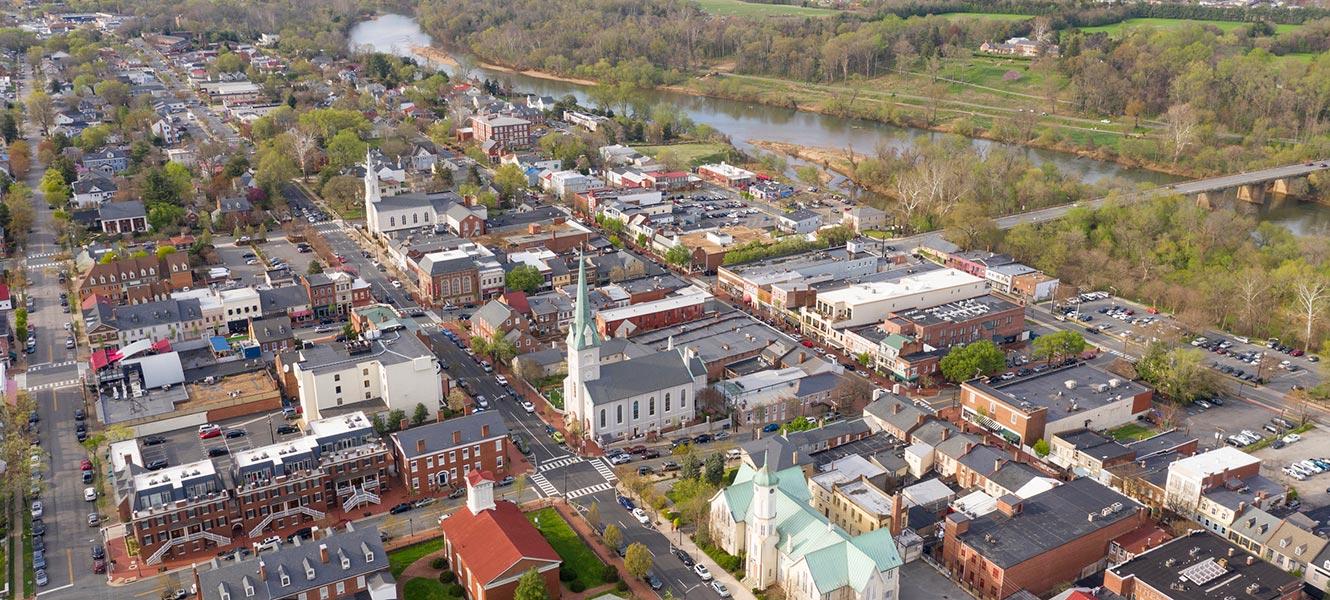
817;268;985;306
891;294;1020;327
596;288;711;321
633;309;795;365
971;363;1151;422
1108;531;1299;600
678;225;769;252
186;369;278;406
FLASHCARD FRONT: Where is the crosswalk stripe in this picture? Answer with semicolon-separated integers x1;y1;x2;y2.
28;379;79;391
591;457;618;481
527;472;560;497
566;482;613;500
538;456;583;472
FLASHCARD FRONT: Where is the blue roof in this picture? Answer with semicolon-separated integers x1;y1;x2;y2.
209;336;231;352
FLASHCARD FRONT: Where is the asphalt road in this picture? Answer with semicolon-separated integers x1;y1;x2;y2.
18;63;102;600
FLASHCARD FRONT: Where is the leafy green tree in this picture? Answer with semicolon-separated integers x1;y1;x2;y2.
38;168;69;205
142;167;181;206
665;244;690;267
602;523;622;552
625;543;653;580
385;409;407;432
411;402;430;426
505;265;543;294
148;204;185;232
155;246;177;259
513;568;549;600
1033;439;1050;457
939;340;1006;383
1031;330;1087;365
308;260;323;275
703;452;724;486
493;164;528;203
681;452;702;480
1136;342;1219;404
325;130;367;172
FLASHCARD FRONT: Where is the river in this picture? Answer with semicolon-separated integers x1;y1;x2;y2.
348;13;1330;235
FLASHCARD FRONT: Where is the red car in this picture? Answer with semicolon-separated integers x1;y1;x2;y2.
801;340;814;348
80;459;93;471
336;254;347;264
198;424;222;439
92;559;106;574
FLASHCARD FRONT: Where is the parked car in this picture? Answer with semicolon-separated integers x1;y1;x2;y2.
694;563;713;581
633;507;650;525
389;503;413;515
198;423;222;439
617;495;636;511
711;581;731;598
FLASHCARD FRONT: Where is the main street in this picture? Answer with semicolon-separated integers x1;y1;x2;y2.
17;62;101;599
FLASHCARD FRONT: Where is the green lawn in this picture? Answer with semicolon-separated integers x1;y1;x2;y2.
526;507;606;589
938;12;1033;22
692;0;839;18
1079;18;1300;36
388;538;445;578
636;142;731;167
403;577;460;600
1108;423;1155;442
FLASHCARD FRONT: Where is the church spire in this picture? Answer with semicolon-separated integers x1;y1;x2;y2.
363;148;381;205
569;251;601;351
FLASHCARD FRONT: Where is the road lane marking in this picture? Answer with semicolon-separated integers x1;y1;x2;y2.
36;583;73;596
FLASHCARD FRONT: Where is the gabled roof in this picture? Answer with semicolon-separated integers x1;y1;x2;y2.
392;411;507;460
199;526;388;600
582;348;705;406
98;200;146;221
438;500;560;587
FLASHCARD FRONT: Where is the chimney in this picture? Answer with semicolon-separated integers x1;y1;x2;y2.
416;439;427;455
940;427;951;441
437;409;447;422
191;564;202;598
890;492;905;536
996;494;1023;517
319;544;329;564
892;402;902;415
452;431;462;445
945;512;971;537
1246;556;1256;566
1228;547;1236;557
258;560;267;580
399;417;410;431
994;458;1006;473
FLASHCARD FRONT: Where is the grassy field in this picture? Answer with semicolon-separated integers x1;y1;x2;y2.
403;578;460;600
527;507;607;589
1108;423;1156;442
693;0;839;18
939;12;1033;22
1079;18;1301;36
636;142;731;167
388;538;445;578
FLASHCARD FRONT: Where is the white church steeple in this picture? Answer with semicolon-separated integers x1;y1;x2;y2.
563;252;601;432
363;149;381;206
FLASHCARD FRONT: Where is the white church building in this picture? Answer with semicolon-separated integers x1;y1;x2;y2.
562;255;706;443
710;453;904;600
363;152;487;238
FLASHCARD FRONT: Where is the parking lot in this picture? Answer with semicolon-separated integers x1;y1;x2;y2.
1253;424;1330;509
812;431;904;467
137;411;305;473
212;234;315;286
1059;293;1320;393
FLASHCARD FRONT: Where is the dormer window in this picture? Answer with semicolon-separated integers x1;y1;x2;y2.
243;578;254;597
303;558;316;580
280;574;290;587
361;542;374;563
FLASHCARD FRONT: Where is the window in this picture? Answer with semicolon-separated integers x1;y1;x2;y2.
495;440;502;451
336;582;345;595
632;401;639;420
680;389;686;407
389;217;395;226
319;587;328;600
335;386;341;394
497;456;504;469
599;409;606;428
616;405;623;424
334;374;340;381
649;397;655;416
665;394;671;412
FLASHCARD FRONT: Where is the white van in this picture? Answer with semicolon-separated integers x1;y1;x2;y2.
725;448;742;461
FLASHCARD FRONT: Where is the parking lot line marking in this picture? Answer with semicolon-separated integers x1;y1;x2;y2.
66;547;72;585
36;583;73;596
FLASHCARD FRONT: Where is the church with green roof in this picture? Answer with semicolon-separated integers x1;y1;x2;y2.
709;452;904;600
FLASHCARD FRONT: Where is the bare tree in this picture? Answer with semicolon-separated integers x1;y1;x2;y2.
290;127;318;181
1235;270;1271;334
1164;103;1198;164
1292;276;1329;352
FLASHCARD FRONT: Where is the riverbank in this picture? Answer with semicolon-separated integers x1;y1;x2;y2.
752;140;894;197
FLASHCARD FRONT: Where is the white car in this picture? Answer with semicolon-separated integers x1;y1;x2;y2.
633;507;650;525
521;401;535;413
710;581;731;598
84;487;97;501
391;280;402;289
1284;434;1302;444
495;375;508;386
30;500;42;518
694;563;713;581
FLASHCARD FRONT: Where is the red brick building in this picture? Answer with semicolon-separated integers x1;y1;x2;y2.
1104;531;1304;600
594;291;709;339
440;472;562;600
79;253;193;306
881;295;1025;349
470;115;532;150
942;479;1149;600
389;411;511;493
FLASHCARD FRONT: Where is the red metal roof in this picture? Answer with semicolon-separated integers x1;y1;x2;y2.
439;500;560;587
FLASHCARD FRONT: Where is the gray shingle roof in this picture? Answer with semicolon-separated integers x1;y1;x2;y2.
864;394;925;436
198;525;388;600
471;300;514;332
392;411;508;460
583;348;705;406
99;200;146;221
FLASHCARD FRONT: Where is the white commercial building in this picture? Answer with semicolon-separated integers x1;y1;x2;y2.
282;331;442;420
801;268;989;347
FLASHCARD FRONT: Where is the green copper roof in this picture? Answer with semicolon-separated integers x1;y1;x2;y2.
569;253;601;351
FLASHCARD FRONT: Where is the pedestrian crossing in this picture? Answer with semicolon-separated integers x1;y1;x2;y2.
528;472;560;497
26;261;60;270
27;252;60;259
27;360;76;371
538;456;582;472
565;482;614;500
591;457;618;481
28;378;79;391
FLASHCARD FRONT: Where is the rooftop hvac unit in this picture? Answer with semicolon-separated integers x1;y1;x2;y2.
1108;378;1122;388
1064;380;1077;390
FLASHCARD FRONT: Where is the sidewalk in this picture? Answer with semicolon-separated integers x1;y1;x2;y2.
651;519;755;600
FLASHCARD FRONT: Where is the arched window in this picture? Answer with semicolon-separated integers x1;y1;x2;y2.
389;217;396;227
665;393;671;412
616;405;623;424
649;397;655;416
680;389;687;407
435;471;448;486
599;409;606;429
632;401;639;420
412;213;419;224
